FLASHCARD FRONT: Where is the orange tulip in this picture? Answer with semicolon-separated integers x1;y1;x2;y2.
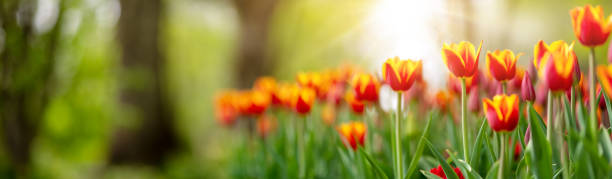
254;77;281;105
351;73;380;102
486;49;520;82
292;87;316;115
433;90;453;112
238;90;270;116
336;121;367;150
382;57;422;91
277;83;299;108
483;94;519;132
441;41;483;78
345;91;365;115
597;65;612;101
533;40;577;92
214;91;239;127
570;5;612;47
297;72;323;97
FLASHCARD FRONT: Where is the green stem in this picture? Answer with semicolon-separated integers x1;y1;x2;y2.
297;116;306;178
546;90;552;141
393;92;403;179
588;47;597;139
498;133;506;179
502;82;507;94
558;95;569;179
461;78;469;163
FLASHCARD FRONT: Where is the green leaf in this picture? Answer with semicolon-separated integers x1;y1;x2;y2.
420;170;443;179
425;140;459;179
358;147;389;179
406;114;434;179
484;161;499;179
526;103;553;179
601;129;612;163
470;118;488;166
602;85;612;129
447;149;482;179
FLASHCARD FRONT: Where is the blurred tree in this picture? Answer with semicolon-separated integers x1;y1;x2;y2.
0;0;64;175
110;0;177;165
232;0;279;88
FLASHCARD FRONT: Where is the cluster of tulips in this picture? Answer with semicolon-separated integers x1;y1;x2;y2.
215;4;612;179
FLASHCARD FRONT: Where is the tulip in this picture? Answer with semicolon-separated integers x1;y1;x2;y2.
351;73;380;102
533;40;577;92
254;77;281;105
292;87;316;115
215;91;239;127
336;121;367;151
434;90;453;113
486;49;520;82
483;94;520;132
468;87;480;113
277;83;299;109
297;72;324;97
238;90;270;116
382;57;422;91
321;103;336;125
345;91;365;115
441;41;483;78
429;165;465;179
510;68;525;91
522;71;536;102
570;5;612;47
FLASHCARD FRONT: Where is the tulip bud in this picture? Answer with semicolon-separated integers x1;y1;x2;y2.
524;125;531;144
521;72;536;102
468;87;480;113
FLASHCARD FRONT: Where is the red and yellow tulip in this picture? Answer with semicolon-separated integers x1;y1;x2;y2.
336;121;367;150
597;65;612;101
570;4;612;47
238;90;270;116
533;40;577;92
254;77;281;105
441;41;483;78
486;49;520;82
382;57;422;91
292;87;316;115
351;73;380;103
345;91;365;115
429;165;465;179
483;94;519;132
215;91;239;127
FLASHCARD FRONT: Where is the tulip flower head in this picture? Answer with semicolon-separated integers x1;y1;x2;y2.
570;5;612;47
521;71;536;102
336;121;367;150
215;91;239;127
351;73;380;102
292;87;316;115
345;91;365;115
533;40;577;92
382;57;422;91
597;65;612;102
238;90;270;116
483;94;520;132
486;49;520;82
256;115;276;138
429;165;465;179
254;77;281;105
441;41;483;78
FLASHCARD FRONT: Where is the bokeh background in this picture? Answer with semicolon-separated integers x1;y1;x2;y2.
0;0;611;178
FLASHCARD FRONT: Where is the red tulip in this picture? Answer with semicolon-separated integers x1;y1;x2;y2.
521;71;536;102
345;91;365;115
486;49;520;82
382;57;422;91
337;121;367;150
483;94;520;132
441;41;483;78
351;73;380;102
533;40;577;92
570;4;612;47
292;87;316;115
429;165;465;179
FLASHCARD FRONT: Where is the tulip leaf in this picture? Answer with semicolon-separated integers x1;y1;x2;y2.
405;113;434;179
425;140;459;179
599;129;612;163
358;147;389;179
484;161;499;179
420;170;444;179
446;149;482;179
562;94;577;130
526;103;553;179
470;118;488;166
602;86;612;129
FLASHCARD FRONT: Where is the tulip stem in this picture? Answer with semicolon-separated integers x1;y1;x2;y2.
588;47;597;139
461;78;469;163
557;95;570;179
393;92;403;179
546;90;552;141
502;82;507;94
498;133;506;179
297;116;306;179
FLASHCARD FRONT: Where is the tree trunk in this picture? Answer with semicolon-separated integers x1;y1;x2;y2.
233;0;279;88
110;0;177;165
